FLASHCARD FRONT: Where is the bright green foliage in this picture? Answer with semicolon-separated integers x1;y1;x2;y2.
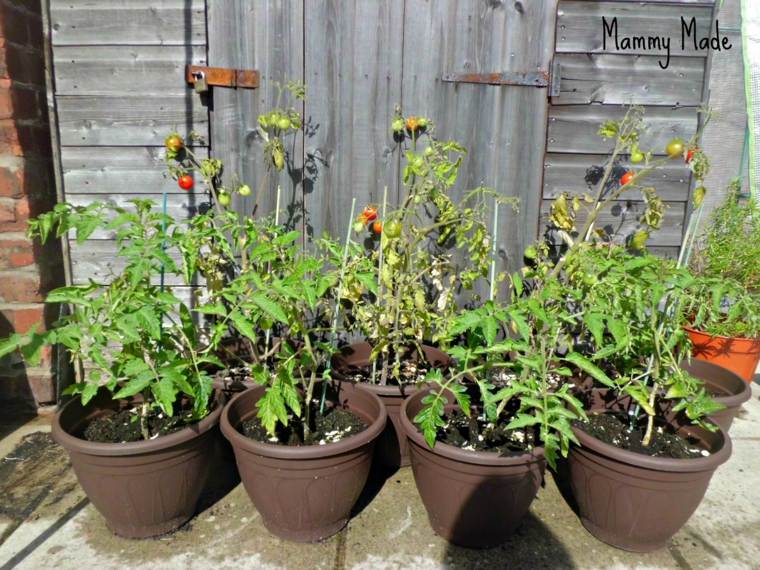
685;182;760;338
2;200;225;439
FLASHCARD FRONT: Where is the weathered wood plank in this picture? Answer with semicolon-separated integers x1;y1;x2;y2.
61;146;208;195
539;199;687;247
547;105;699;154
54;46;206;96
51;0;206;46
543;153;693;201
304;0;405;242
401;0;558;275
553;54;705;106
56;95;208;146
556;1;714;56
207;0;304;229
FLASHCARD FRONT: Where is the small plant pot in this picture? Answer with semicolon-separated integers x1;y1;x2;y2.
332;341;451;469
52;390;225;539
220;381;386;542
685;326;760;383
567;389;732;552
399;389;546;548
680;359;752;432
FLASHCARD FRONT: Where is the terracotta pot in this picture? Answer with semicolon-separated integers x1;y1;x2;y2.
52;390;225;538
399;389;545;548
680;359;752;432
568;389;732;552
685;326;760;383
332;341;451;469
220;381;386;542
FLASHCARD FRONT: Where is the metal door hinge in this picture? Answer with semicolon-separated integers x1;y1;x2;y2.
185;65;260;90
442;60;561;97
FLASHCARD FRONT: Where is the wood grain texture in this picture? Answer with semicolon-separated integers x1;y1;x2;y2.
553;54;705;106
304;0;404;241
54;45;206;96
547;105;699;154
61;146;209;195
51;0;206;46
540;199;687;247
207;0;304;231
543;153;693;201
556;1;714;56
400;0;558;274
57;95;208;146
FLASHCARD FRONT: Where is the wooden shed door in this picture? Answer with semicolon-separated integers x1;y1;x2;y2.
207;0;557;269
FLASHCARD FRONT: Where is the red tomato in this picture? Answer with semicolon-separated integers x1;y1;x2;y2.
620;171;635;186
178;175;193;190
363;206;378;222
372;220;383;235
686;148;698;163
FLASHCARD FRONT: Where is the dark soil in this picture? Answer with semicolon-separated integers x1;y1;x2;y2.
339;357;431;386
242;403;367;447
575;412;709;459
83;407;198;443
436;409;538;455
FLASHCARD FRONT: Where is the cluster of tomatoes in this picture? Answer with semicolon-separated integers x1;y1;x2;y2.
618;138;700;187
165;134;251;207
392;115;429;137
353;205;402;238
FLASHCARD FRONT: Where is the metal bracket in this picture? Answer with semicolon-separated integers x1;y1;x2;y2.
185;65;260;90
442;71;549;88
442;61;561;98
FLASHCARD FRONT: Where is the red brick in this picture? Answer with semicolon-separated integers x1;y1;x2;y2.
0;236;33;268
0;120;50;156
0;197;30;230
1;304;44;333
0;166;21;197
0;270;41;302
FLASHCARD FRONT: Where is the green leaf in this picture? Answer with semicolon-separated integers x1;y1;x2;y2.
482;317;498;346
152;376;178;416
251;293;288;324
229;310;259;343
257;386;288;435
81;382;99;405
113;376;152;399
563;352;615;388
196;303;227;318
506;413;541;430
584;312;605;347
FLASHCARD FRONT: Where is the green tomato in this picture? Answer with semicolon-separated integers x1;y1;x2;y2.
218;192;231;207
666;138;685;159
237;184;251;197
277;117;292;130
630;151;644;164
384;220;402;239
391;118;405;133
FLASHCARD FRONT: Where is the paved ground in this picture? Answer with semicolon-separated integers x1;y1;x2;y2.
0;384;758;570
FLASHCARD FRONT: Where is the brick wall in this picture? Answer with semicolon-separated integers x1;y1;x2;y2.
0;0;64;408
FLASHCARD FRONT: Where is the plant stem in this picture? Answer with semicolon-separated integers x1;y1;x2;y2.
140;399;150;441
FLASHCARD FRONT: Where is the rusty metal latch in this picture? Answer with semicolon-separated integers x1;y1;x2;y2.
185;65;260;90
442;60;561;97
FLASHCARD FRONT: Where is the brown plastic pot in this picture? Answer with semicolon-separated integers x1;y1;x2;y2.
685;326;760;383
52;390;225;538
567;390;732;552
332;341;451;468
220;381;386;542
680;359;752;432
399;389;546;548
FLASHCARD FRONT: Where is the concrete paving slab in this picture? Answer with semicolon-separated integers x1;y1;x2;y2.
0;385;757;570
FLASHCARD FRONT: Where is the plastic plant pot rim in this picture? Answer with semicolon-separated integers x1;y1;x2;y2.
681;358;753;408
570;417;732;473
684;325;760;343
220;383;387;461
52;390;225;457
399;388;545;468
